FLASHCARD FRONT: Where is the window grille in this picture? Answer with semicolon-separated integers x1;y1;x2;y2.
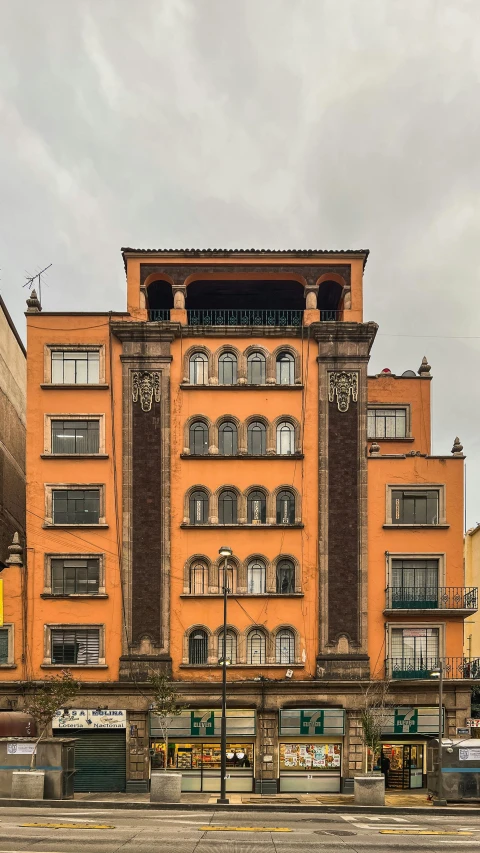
189;352;208;385
219;630;237;664
51;558;100;595
247;560;266;594
0;629;8;664
189;630;208;664
219;564;235;593
189;491;208;525
51;350;100;385
189;421;209;455
275;629;295;663
276;352;294;385
52;489;100;525
218;422;237;456
276;490;295;524
190;563;208;594
51;628;100;665
52;420;100;454
391;627;439;668
247;629;266;664
247;352;266;385
218;352;237;385
247;491;266;524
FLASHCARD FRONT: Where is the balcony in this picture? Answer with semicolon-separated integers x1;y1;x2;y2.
384;586;478;614
147;309;170;321
146;308;343;325
387;657;480;680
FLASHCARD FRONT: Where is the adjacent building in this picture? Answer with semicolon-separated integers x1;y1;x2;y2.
2;250;476;794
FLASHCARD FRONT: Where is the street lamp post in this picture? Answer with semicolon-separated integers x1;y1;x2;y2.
217;545;232;805
431;662;446;806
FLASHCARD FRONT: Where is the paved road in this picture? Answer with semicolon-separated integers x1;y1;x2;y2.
0;806;478;851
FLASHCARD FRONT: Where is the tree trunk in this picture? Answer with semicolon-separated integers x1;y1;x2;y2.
164;732;168;772
30;725;48;770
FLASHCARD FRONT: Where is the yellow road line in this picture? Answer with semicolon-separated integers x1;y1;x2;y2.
199;826;292;832
21;823;114;830
380;830;473;836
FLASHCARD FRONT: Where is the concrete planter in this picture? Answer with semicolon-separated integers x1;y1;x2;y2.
150;771;182;803
11;770;45;800
354;774;385;805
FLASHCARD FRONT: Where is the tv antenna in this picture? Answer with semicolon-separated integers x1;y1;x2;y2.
23;263;52;306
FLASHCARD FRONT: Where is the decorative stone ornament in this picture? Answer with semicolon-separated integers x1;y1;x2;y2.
328;371;359;412
418;355;431;376
5;531;23;567
369;441;381;456
132;371;161;412
451;436;464;456
26;289;42;313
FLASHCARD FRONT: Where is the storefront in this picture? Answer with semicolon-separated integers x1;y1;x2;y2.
380;706;442;789
149;709;256;792
52;709;127;793
278;708;344;793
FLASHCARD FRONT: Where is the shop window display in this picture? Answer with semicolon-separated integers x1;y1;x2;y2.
279;742;341;771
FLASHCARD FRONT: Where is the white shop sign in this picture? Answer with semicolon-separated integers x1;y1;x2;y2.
459;748;480;761
52;709;127;729
7;743;35;754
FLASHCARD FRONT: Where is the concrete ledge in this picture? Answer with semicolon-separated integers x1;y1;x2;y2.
0;797;477;816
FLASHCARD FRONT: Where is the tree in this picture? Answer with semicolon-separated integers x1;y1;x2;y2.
148;674;186;771
359;677;391;773
21;670;79;770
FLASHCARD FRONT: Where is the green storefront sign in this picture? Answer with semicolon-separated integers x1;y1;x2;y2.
393;709;419;734
382;707;443;736
150;709;256;738
300;710;325;735
279;709;345;736
190;711;214;736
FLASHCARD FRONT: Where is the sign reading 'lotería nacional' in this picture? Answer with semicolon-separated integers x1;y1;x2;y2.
52;709;127;729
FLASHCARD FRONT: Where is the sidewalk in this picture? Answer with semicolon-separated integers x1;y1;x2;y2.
74;790;434;807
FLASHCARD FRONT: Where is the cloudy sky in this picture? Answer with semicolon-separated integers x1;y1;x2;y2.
1;0;480;523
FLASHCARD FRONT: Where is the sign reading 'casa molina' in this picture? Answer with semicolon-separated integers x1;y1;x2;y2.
52;709;127;729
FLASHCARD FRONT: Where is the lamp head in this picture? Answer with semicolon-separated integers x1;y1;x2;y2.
218;658;231;666
430;669;441;678
219;546;232;558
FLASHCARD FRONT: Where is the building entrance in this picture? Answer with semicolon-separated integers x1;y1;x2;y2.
381;744;424;789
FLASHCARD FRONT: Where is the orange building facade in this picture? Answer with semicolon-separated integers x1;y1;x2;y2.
2;249;476;794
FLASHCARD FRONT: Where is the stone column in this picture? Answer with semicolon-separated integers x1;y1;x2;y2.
256;710;278;789
127;712;150;789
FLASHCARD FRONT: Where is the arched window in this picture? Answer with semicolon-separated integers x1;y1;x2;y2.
247;421;266;455
276;490;295;525
190;562;208;594
247;559;266;594
189;352;208;385
189;421;209;455
218;422;237;456
219;352;237;385
189;490;208;525
247;629;266;664
218;490;237;525
189;629;208;664
219;562;236;594
276;352;295;385
247;352;266;385
276;559;295;594
276;421;295;455
247;491;266;524
219;630;237;665
275;628;295;664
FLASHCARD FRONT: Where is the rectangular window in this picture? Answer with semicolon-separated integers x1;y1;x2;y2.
368;408;407;438
51;628;100;665
391;559;439;608
51;350;100;385
0;629;8;664
51;420;100;455
390;627;439;677
392;490;439;525
51;558;100;595
52;489;100;525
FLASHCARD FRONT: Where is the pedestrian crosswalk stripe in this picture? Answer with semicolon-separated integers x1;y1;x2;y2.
199;826;292;832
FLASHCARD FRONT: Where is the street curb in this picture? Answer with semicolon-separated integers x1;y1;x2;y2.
0;798;477;816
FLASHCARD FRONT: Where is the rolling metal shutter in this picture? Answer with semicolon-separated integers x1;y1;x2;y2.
55;729;126;792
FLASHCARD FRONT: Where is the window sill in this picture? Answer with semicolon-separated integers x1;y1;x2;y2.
41;594;108;599
0;664;17;669
181;593;304;598
383;523;449;529
40;384;109;390
41;664;108;669
180;453;304;460
368;437;415;442
41;454;109;460
180;522;304;530
180;384;304;391
179;663;304;669
42;523;109;529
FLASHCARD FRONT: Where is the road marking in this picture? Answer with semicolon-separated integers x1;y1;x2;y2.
380;830;473;836
200;826;292;832
341;814;410;822
21;822;115;830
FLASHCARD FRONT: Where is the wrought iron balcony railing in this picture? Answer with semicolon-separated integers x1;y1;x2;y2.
147;309;170;321
385;586;478;611
187;309;304;327
387;656;480;680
